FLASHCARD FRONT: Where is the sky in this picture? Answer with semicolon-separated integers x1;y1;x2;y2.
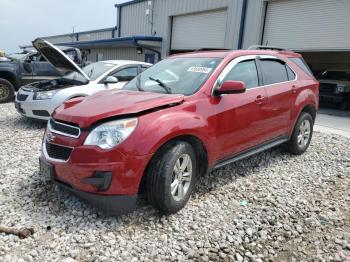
0;0;128;54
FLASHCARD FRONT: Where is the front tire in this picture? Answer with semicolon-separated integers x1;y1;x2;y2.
146;141;197;214
285;112;314;155
0;78;15;103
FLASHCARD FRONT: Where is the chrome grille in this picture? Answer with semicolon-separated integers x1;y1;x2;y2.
319;83;337;94
48;118;80;138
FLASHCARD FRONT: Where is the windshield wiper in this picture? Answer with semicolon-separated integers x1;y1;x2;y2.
149;77;172;94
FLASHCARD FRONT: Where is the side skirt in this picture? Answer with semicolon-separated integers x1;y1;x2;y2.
213;136;289;170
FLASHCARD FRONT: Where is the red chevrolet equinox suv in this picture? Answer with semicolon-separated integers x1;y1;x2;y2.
40;48;319;214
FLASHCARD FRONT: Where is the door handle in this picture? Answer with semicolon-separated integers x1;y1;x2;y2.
255;95;266;105
292;85;297;94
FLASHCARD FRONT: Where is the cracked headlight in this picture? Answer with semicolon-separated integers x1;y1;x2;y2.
34;90;58;100
84;118;138;149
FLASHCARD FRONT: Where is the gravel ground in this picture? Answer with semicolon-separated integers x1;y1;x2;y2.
0;103;350;262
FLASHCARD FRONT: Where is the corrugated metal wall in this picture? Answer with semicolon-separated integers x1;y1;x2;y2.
44;35;76;44
120;1;152;36
263;0;350;51
79;30;114;41
120;0;244;56
242;0;265;49
171;9;228;50
43;29;115;45
87;47;146;62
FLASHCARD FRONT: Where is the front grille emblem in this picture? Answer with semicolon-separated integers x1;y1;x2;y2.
47;132;56;143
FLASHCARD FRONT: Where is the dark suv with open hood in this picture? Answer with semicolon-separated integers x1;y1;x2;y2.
0;45;82;103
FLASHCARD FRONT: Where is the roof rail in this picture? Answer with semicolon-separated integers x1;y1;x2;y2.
194;48;232;52
247;45;288;51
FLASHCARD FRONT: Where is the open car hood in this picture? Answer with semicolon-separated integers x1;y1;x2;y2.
53;90;185;128
32;38;89;82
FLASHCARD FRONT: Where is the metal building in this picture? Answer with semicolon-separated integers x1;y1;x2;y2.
34;0;249;64
32;0;350;73
243;0;350;74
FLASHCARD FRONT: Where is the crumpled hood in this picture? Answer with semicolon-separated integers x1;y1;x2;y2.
53;90;185;128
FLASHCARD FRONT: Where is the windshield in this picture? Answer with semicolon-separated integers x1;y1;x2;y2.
123;57;222;95
63;62;116;83
319;71;350;81
7;53;28;60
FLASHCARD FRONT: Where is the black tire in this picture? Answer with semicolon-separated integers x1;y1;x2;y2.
146;141;197;214
0;78;15;103
340;100;348;111
285;112;314;155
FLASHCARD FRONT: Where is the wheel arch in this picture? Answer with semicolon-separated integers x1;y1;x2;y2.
0;71;18;90
300;104;317;123
137;134;209;194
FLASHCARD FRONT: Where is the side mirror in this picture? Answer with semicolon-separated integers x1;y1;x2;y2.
214;81;246;96
23;62;32;73
103;76;119;84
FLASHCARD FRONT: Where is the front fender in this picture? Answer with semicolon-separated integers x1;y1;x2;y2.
119;109;216;163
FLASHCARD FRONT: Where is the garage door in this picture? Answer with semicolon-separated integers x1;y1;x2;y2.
171;10;227;51
263;0;350;51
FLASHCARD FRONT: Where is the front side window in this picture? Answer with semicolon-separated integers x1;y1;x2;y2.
260;60;288;85
123;57;222;95
111;67;138;82
223;60;259;89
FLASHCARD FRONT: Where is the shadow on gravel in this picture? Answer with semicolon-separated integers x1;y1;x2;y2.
194;147;291;197
9;116;47;131
16;146;296;231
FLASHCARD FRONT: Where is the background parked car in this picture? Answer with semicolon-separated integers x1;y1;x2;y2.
318;70;350;110
15;39;151;121
0;46;82;103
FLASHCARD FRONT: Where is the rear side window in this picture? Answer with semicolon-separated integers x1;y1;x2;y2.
290;57;314;77
223;60;259;89
260;60;288;85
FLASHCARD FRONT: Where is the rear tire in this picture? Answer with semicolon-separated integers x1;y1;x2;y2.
0;78;15;103
146;141;197;214
340;100;348;111
285;112;313;155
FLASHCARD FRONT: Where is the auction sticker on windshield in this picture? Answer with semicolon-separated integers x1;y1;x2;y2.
187;67;212;74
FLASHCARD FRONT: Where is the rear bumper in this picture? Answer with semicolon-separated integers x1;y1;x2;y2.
53;178;138;215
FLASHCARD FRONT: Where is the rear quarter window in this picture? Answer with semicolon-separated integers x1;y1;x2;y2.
286;65;296;80
290;57;314;77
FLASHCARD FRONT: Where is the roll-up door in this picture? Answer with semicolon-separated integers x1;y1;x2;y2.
263;0;350;51
171;10;227;51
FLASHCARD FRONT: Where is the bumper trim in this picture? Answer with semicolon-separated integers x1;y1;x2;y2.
53;179;138;215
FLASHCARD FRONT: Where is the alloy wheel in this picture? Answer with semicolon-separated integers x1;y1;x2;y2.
297;119;311;148
171;154;193;201
0;84;9;100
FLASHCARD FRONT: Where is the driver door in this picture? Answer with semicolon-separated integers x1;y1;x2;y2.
29;53;59;81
